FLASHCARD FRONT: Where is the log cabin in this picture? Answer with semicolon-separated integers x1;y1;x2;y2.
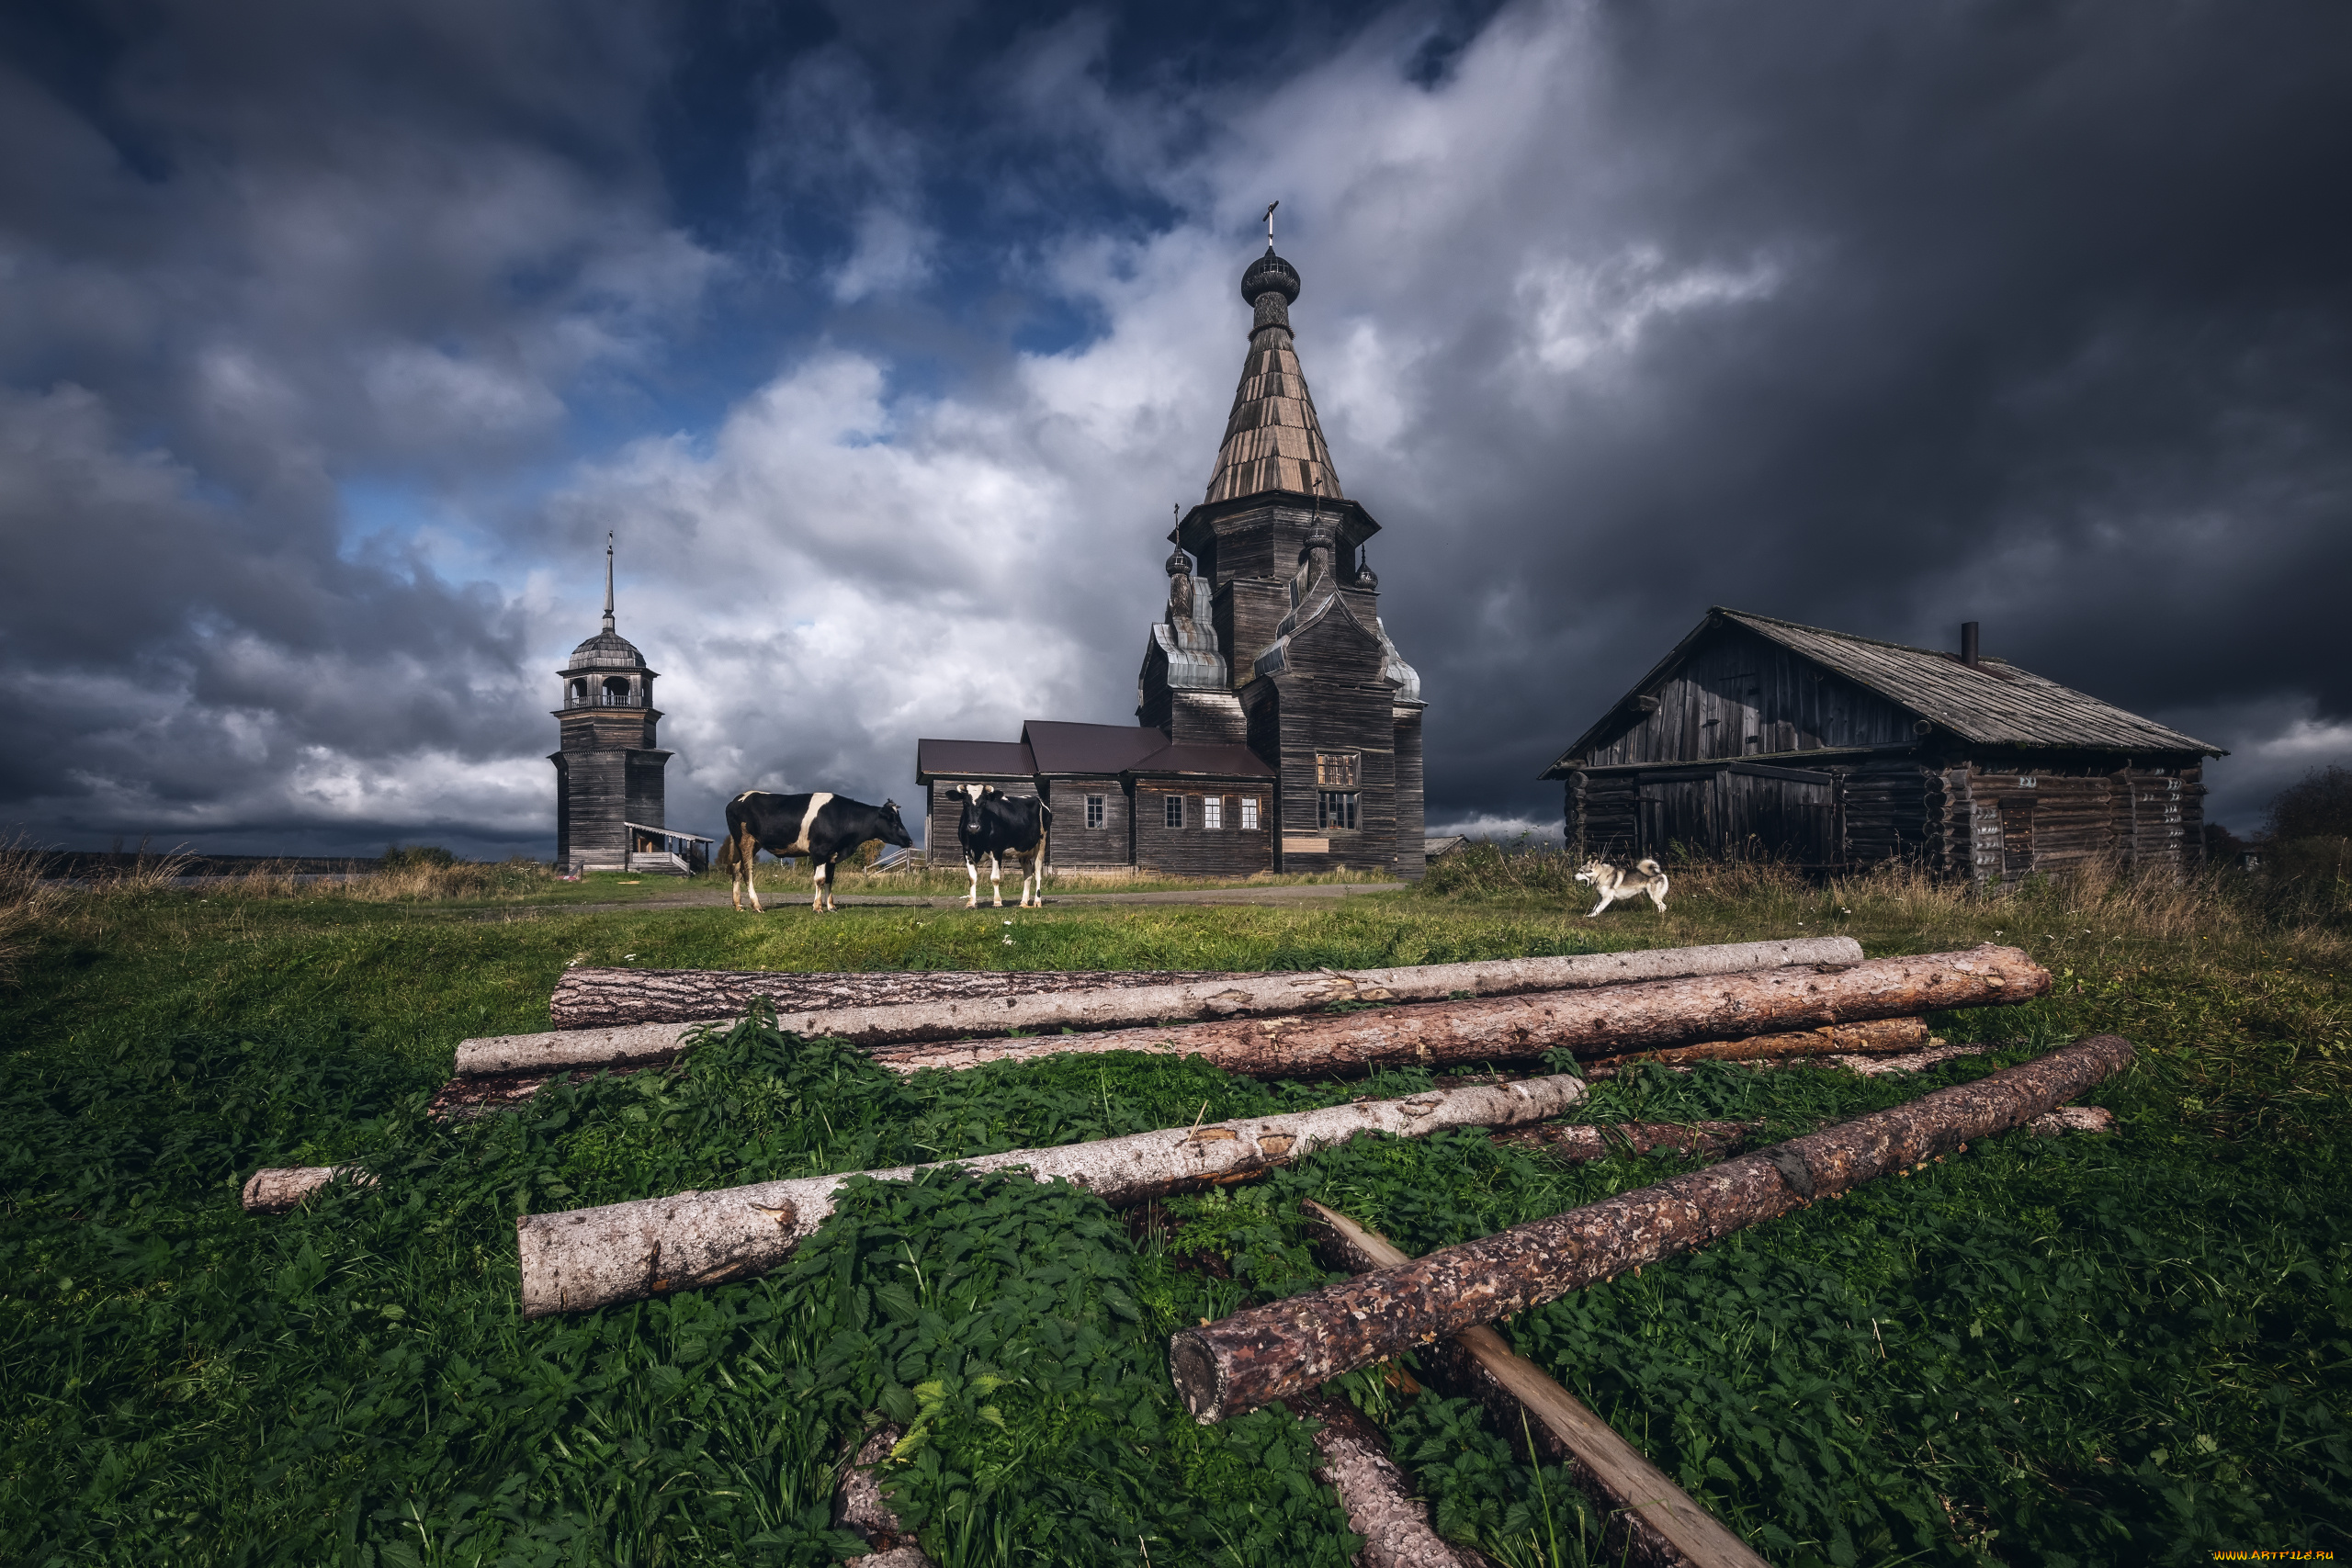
1542;608;2224;885
916;232;1429;879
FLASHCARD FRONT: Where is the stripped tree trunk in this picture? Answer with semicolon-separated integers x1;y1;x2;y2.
1286;1389;1491;1567
1586;1014;1927;1068
548;964;1239;1031
833;1426;933;1567
516;1074;1589;1316
241;1165;375;1213
476;937;1866;1077
1168;1035;2134;1422
866;947;2045;1078
431;1015;1927;1120
1306;1201;1767;1568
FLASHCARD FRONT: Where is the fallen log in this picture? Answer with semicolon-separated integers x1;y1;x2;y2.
549;964;1240;1032
516;1073;1589;1316
241;1165;375;1213
1168;1034;2132;1423
834;1426;933;1567
867;946;2045;1078
1285;1389;1490;1568
1585;1014;1926;1068
1306;1201;1765;1568
470;937;1866;1079
428;1015;1926;1121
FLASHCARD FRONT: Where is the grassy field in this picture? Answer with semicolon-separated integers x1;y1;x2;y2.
0;844;2346;1565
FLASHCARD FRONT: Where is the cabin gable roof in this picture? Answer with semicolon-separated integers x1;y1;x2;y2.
1542;607;2223;777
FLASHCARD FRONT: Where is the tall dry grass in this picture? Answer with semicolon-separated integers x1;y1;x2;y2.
0;838;63;985
201;853;557;903
1421;838;2352;961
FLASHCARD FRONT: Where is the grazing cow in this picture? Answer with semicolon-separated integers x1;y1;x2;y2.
955;784;1050;908
720;792;914;913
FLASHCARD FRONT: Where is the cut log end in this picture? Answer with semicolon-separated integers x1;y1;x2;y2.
1170;1329;1226;1425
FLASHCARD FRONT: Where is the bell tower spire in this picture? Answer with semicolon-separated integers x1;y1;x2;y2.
602;531;616;634
1203;209;1342;504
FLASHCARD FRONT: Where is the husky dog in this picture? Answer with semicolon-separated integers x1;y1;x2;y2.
1574;857;1669;917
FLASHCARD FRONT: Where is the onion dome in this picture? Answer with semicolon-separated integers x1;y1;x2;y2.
1356;548;1379;592
1166;546;1194;578
1240;248;1301;309
566;627;647;671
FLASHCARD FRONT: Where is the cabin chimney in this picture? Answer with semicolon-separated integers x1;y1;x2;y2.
1960;621;1981;667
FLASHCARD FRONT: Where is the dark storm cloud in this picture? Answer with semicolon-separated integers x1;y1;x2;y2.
0;0;2344;853
1299;1;2352;833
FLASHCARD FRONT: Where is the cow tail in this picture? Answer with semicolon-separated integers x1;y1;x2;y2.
716;835;741;874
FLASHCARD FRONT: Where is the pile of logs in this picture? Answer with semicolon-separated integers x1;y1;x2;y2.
240;933;2135;1566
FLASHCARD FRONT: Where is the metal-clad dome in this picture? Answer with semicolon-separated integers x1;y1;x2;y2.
565;628;648;671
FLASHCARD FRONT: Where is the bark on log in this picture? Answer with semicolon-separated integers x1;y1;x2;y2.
549;964;1239;1032
1306;1202;1766;1568
1490;1121;1756;1162
1168;1034;2133;1423
241;1165;375;1213
867;946;2045;1079
1586;1015;1927;1068
1284;1389;1490;1568
516;1073;1589;1316
479;937;1866;1078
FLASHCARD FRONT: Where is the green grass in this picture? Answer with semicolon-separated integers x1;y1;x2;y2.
1;857;2346;1565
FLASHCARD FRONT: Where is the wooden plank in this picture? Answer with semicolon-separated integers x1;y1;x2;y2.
1305;1201;1769;1568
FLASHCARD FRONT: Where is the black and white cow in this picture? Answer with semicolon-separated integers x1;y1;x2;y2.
721;791;914;913
954;783;1051;908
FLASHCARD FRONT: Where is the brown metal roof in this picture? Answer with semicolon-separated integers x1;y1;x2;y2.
1020;721;1174;775
1125;742;1278;779
914;739;1035;780
1718;610;2222;753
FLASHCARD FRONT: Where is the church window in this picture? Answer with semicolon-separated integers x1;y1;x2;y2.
568;679;587;705
602;676;633;706
1240;796;1260;830
1164;795;1184;829
1316;752;1360;788
1086;795;1105;829
1319;792;1360;830
1204;796;1224;829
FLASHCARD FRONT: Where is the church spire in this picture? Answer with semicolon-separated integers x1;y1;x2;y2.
1202;218;1343;505
602;531;616;634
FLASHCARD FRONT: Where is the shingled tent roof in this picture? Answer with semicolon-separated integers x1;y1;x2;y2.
1203;246;1343;505
1545;607;2222;774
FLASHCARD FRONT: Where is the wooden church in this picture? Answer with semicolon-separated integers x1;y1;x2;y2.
1543;607;2222;885
550;537;709;874
918;231;1428;878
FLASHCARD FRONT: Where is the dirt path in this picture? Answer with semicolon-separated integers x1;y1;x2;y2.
493;882;1408;917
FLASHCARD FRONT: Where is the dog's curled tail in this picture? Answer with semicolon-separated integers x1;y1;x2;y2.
1636;857;1665;876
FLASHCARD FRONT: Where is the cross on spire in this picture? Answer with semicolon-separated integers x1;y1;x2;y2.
1263;200;1278;247
602;532;616;633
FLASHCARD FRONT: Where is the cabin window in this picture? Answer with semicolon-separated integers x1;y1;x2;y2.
1164;795;1183;829
1316;752;1360;789
1204;796;1224;829
1318;792;1359;830
1086;795;1105;829
1239;796;1260;830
